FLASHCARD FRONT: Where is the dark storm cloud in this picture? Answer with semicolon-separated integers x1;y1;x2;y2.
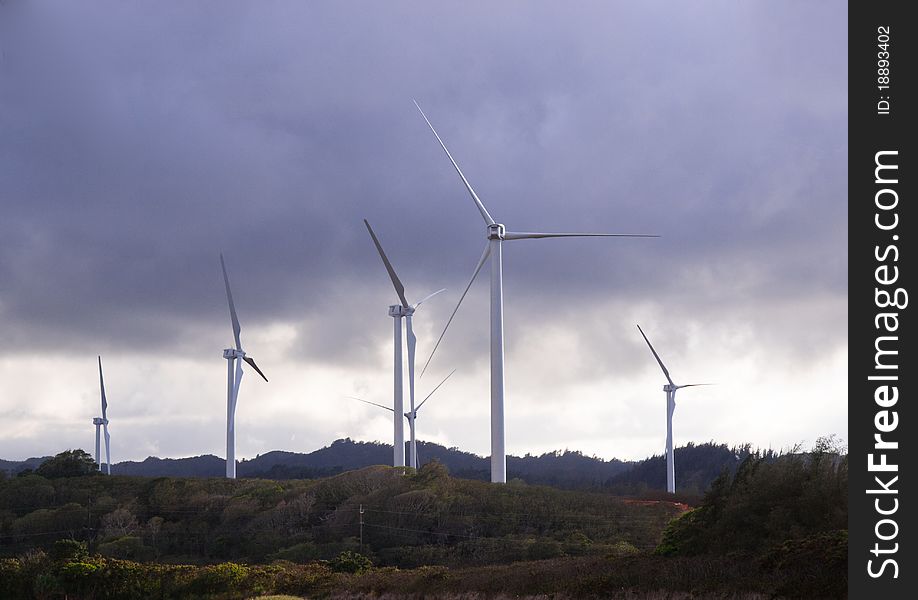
2;1;845;370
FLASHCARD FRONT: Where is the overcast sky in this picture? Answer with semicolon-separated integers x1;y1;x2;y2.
0;1;847;463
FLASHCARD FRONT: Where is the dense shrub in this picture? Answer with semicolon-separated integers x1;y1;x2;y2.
58;560;101;597
50;539;88;562
760;530;848;598
0;557;27;598
329;550;373;574
98;535;153;561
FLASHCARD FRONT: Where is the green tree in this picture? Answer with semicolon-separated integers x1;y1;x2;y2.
35;450;98;479
100;508;138;540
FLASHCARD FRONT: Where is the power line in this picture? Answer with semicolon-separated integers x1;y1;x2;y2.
363;522;475;539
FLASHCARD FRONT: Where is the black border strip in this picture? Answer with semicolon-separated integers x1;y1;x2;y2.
849;1;914;596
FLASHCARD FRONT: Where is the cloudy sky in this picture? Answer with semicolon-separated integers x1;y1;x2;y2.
0;1;847;464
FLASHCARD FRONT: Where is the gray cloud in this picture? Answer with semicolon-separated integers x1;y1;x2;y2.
0;1;846;461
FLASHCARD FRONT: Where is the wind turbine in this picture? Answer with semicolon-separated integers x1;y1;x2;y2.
636;324;711;493
349;369;456;468
220;254;269;479
415;101;657;483
93;356;111;475
363;219;445;468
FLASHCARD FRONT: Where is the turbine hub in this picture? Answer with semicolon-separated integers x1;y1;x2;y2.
92;417;105;425
663;384;677;392
487;223;505;240
224;348;246;359
389;304;412;317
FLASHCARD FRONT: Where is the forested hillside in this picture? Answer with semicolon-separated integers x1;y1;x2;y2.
0;456;51;475
0;462;680;566
605;441;769;495
0;440;848;599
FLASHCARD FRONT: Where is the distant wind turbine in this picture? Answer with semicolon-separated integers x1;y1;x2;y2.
349;369;456;468
94;356;112;475
636;324;712;493
220;254;269;479
364;219;445;469
415;100;658;483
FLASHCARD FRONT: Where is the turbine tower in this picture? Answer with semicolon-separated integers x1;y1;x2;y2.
350;369;456;468
364;219;445;468
94;356;111;475
636;324;711;493
220;254;269;479
415;101;657;483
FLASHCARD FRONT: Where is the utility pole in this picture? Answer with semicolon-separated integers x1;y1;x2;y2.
86;496;94;555
359;504;365;551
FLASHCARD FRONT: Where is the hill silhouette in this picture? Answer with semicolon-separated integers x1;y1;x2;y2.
604;441;767;495
2;438;758;493
0;456;50;475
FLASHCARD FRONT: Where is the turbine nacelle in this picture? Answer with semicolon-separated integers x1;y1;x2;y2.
223;348;246;359
487;223;506;240
664;383;678;393
388;304;415;318
92;417;107;425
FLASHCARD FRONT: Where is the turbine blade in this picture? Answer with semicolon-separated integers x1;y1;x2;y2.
421;243;491;377
413;100;495;226
348;396;395;412
363;219;410;308
504;231;658;241
411;288;446;310
677;383;715;389
242;356;269;382
98;355;108;419
417;368;456;411
220;253;243;351
636;324;674;386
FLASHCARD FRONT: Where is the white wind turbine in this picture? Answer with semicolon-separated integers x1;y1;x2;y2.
415;101;657;483
220;254;269;479
349;369;456;469
93;356;112;475
364;219;445;469
636;324;712;494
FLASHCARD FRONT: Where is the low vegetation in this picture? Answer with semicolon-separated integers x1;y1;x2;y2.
0;459;680;567
0;438;846;598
